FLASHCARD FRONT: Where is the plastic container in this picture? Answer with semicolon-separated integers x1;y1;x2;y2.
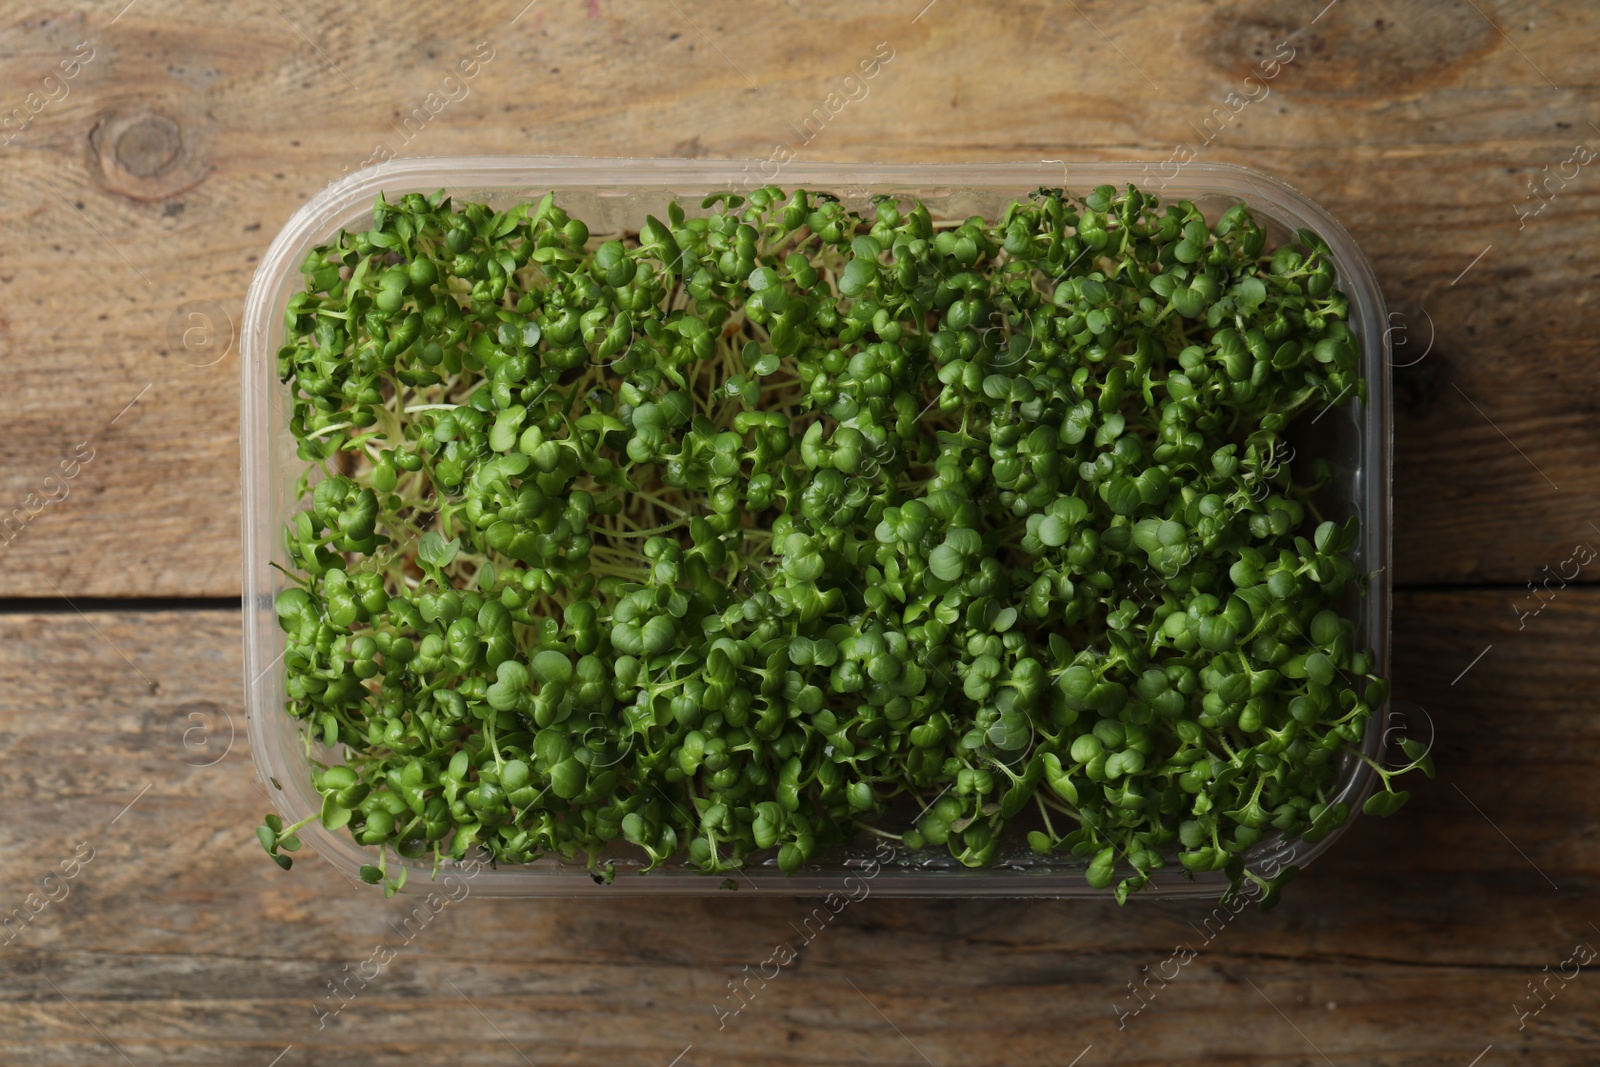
242;157;1392;897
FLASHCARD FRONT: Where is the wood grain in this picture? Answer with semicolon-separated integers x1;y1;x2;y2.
4;2;1600;1063
1;588;1597;1065
0;1;1598;594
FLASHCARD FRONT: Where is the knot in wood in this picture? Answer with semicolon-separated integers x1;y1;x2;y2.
113;113;182;178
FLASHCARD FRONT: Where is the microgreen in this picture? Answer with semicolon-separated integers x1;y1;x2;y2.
256;183;1409;904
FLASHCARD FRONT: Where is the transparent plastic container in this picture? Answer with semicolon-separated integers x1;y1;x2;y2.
242;157;1392;898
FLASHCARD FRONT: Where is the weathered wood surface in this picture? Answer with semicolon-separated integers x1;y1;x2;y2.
2;592;1598;1066
0;1;1598;594
3;1;1600;1064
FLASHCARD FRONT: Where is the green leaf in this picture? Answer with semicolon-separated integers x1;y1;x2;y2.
1256;865;1298;911
417;532;460;569
1104;477;1142;516
532;649;575;687
928;544;966;582
320;794;352;830
838;257;878;297
1085;846;1116;888
1038;514;1071;548
1363;790;1410;817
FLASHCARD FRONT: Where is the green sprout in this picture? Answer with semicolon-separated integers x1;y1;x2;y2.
255;183;1410;905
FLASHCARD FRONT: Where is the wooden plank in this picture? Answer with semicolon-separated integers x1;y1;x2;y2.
0;588;1597;1064
1;3;1598;593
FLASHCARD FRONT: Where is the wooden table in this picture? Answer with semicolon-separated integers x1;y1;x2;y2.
3;1;1598;1063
